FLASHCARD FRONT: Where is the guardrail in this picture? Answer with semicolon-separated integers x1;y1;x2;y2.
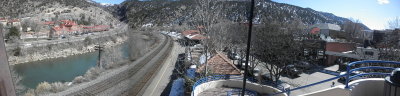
227;88;258;96
192;75;257;95
270;60;400;96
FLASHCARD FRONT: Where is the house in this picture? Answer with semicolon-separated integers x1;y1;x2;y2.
0;18;7;26
82;25;110;32
310;27;320;35
51;20;81;37
196;52;242;75
324;42;357;66
6;19;20;27
181;30;207;45
182;30;200;36
311;23;341;36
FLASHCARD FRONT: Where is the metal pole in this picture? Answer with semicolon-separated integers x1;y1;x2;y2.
242;0;255;95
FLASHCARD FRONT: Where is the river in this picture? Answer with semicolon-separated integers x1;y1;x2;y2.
13;43;130;89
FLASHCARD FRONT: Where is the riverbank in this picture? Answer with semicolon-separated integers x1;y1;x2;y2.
7;25;129;65
8;36;128;65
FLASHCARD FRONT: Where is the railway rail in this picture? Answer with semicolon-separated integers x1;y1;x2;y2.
53;33;172;96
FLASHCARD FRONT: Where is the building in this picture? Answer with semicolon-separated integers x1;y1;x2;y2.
6;19;20;27
196;52;242;75
324;42;357;66
311;23;341;37
0;18;7;26
51;20;81;37
47;20;110;37
82;25;110;32
181;30;207;45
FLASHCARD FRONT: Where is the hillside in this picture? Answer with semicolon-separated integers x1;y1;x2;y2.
118;0;369;29
0;0;118;25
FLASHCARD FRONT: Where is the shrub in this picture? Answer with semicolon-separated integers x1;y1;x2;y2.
72;76;86;84
35;82;51;94
24;89;35;96
50;82;67;93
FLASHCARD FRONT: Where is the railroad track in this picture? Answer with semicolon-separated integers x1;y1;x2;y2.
60;34;172;96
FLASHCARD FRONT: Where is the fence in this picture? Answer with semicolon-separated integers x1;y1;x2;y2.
270;60;400;96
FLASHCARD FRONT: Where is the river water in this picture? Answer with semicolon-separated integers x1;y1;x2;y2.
13;43;130;89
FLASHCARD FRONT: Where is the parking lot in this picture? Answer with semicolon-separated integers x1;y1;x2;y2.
279;65;343;95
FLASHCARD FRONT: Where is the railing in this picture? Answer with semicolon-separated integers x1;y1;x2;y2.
227;88;258;96
192;75;257;95
270;60;400;96
191;61;400;96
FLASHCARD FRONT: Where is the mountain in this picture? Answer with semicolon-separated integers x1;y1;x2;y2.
0;0;118;25
117;0;369;29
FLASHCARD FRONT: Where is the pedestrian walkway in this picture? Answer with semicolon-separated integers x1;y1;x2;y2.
319;65;340;76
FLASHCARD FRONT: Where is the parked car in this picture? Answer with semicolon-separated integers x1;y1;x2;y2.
228;52;241;60
283;65;301;77
295;61;312;70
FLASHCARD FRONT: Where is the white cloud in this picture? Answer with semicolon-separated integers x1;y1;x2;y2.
377;0;390;5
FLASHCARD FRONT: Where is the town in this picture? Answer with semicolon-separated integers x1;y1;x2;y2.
0;0;399;96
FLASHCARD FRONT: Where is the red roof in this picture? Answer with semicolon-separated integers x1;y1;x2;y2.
197;25;205;29
0;18;6;20
310;27;320;34
182;30;200;36
60;20;77;27
190;34;207;40
7;19;19;23
197;52;242;75
43;21;55;25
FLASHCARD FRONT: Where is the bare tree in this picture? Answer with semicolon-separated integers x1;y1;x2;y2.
252;21;304;84
193;0;225;76
342;18;363;40
388;16;400;29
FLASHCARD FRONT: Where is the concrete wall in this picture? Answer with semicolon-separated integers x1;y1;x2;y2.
0;25;16;96
192;80;286;96
349;78;385;96
301;85;350;96
301;78;385;96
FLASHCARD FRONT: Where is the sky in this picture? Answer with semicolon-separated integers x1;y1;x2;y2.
272;0;400;30
92;0;125;4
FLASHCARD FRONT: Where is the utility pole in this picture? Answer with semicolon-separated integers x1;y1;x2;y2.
95;44;103;68
242;0;255;95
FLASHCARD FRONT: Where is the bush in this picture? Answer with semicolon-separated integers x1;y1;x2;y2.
13;47;22;56
72;76;86;84
24;89;35;96
6;26;20;39
84;37;92;46
35;82;51;94
83;67;102;80
50;82;67;93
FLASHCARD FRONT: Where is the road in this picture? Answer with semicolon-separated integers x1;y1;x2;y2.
142;41;185;96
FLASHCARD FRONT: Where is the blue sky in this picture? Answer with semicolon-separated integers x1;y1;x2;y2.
272;0;400;30
92;0;125;4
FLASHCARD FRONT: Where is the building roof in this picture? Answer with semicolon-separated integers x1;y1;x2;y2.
312;23;341;31
310;27;320;34
182;30;200;36
196;52;242;75
187;34;207;40
43;21;55;25
7;19;19;23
